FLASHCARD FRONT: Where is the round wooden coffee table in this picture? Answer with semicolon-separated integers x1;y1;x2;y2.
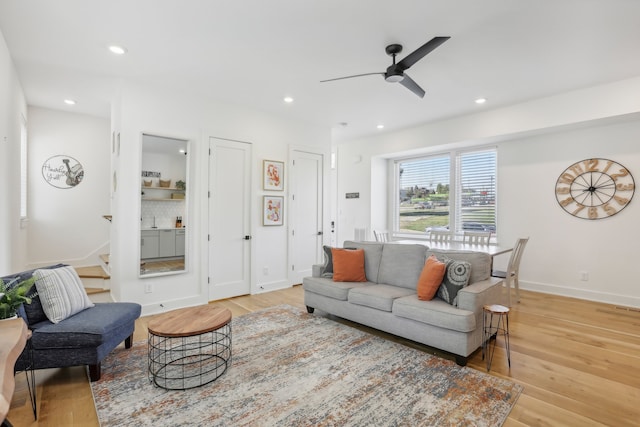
147;305;232;390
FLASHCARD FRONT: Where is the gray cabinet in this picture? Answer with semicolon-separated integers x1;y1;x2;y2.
159;229;176;257
141;230;159;259
175;229;185;256
141;228;184;260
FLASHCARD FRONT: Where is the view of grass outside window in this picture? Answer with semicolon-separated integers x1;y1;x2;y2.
396;149;497;237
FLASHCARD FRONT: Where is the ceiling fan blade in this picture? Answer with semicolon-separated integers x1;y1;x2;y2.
398;73;425;98
320;72;383;83
396;36;450;71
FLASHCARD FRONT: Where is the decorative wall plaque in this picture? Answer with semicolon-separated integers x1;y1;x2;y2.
42;155;84;189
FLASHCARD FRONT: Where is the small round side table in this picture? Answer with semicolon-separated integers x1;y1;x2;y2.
482;304;511;371
147;305;232;390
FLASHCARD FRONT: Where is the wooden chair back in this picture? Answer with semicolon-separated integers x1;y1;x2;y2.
463;231;492;245
373;230;390;242
493;237;529;306
428;230;452;243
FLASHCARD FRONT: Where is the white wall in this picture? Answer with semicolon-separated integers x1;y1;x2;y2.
111;82;331;315
0;29;27;275
496;119;640;304
337;77;640;308
27;107;111;267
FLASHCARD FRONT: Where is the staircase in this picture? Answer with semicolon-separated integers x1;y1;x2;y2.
75;262;111;302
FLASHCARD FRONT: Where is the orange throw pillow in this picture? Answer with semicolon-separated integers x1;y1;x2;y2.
331;248;367;282
417;255;446;300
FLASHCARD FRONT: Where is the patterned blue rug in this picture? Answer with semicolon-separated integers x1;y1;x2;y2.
91;305;522;426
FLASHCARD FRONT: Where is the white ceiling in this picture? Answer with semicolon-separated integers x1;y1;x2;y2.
1;0;640;142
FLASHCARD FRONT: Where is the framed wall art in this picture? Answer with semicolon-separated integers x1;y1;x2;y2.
263;196;284;226
263;160;284;191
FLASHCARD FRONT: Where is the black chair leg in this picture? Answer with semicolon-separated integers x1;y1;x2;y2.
89;363;101;381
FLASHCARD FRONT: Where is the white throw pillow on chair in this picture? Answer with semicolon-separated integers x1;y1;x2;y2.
34;266;95;324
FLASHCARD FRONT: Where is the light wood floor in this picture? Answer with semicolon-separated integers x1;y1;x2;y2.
7;287;640;426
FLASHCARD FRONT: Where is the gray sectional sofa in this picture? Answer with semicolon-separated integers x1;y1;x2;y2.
303;240;505;365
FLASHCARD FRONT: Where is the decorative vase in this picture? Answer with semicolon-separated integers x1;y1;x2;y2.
0;314;18;321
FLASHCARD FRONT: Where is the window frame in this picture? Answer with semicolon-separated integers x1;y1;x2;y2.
20;114;28;221
392;146;498;239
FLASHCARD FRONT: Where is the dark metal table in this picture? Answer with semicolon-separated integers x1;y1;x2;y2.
147;305;232;390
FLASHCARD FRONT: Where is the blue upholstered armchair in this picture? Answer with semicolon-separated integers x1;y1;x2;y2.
2;264;141;381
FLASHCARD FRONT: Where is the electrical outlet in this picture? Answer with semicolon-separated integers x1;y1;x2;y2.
579;271;589;281
145;282;153;293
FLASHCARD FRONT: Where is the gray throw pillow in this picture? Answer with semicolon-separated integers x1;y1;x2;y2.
321;245;334;278
436;258;472;306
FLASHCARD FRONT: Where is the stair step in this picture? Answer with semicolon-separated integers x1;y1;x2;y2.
85;287;110;295
75;265;110;279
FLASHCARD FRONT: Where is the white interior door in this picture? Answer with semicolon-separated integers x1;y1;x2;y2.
209;137;252;300
289;150;323;284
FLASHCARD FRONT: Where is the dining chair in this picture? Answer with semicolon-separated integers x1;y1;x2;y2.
491;237;529;306
428;230;452;243
373;230;390;242
463;231;492;245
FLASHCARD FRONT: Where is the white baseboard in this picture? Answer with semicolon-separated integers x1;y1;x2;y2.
521;280;640;309
255;279;290;294
140;296;204;317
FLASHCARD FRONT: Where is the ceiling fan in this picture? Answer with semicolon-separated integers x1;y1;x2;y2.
320;36;450;98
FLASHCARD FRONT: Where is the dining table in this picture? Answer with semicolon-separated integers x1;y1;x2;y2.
393;239;513;270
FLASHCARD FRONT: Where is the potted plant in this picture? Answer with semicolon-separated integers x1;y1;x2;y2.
0;276;35;320
175;180;186;191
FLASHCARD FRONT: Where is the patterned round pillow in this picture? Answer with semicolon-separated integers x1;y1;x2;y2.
436;258;472;306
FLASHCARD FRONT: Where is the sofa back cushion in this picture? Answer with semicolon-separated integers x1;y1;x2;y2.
331;248;367;282
377;243;428;289
343;241;384;283
427;249;491;284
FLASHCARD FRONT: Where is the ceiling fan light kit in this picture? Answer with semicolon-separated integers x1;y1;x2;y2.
320;36;450;98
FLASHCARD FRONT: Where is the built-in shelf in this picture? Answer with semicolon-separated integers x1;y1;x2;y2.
141;186;185;191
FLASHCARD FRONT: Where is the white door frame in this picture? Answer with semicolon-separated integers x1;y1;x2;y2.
287;145;329;285
207;136;253;301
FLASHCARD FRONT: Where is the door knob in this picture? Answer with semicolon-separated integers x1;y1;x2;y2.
244;235;252;240
317;231;323;235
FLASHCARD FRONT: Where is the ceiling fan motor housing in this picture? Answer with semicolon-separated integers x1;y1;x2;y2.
385;67;405;82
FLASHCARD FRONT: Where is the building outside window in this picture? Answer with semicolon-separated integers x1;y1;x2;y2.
395;148;497;237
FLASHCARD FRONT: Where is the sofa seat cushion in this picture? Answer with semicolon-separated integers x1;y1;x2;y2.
29;302;141;349
303;277;369;301
348;285;416;312
392;295;476;333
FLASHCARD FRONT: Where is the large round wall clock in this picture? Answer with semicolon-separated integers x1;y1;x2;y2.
555;158;635;220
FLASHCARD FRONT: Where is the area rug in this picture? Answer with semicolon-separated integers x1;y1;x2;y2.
91;305;522;426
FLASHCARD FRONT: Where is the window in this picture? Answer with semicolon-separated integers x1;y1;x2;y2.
395;148;497;237
20;115;28;219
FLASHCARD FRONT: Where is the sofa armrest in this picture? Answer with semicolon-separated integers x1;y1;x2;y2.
457;277;505;312
312;264;323;278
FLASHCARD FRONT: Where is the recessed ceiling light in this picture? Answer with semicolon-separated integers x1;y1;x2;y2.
475;98;487;104
377;124;385;129
283;96;294;103
64;99;76;105
108;45;127;55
